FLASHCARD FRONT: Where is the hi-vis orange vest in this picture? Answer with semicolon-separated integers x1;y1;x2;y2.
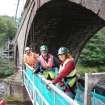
24;52;38;68
59;58;76;87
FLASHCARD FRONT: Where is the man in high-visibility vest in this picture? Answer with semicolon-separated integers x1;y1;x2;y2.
34;45;59;80
23;47;39;68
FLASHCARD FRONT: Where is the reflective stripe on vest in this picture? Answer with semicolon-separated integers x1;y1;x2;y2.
40;54;54;69
59;58;76;87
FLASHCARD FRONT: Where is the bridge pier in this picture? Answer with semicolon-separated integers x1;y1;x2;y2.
3;71;31;104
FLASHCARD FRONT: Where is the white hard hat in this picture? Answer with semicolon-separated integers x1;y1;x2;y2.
25;47;30;51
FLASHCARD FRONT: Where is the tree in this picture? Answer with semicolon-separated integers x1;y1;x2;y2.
79;27;105;66
0;16;17;47
0;16;17;77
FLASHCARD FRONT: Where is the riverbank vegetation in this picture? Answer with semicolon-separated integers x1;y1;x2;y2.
0;16;17;78
77;27;105;75
0;58;16;78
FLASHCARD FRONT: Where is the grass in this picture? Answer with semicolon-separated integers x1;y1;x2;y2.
76;63;105;76
5;96;20;102
5;96;24;103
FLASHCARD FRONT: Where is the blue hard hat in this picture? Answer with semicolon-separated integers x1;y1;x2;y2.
58;47;69;55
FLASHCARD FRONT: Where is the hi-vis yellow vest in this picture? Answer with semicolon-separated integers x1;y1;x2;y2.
59;58;76;87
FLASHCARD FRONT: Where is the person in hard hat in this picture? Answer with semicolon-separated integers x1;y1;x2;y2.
34;45;59;80
50;47;77;99
23;47;39;68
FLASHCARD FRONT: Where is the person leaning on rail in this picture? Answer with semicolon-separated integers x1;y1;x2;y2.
34;45;60;80
48;47;77;99
23;47;39;68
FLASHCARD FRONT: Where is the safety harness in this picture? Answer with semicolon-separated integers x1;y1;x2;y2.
59;58;77;92
40;54;57;80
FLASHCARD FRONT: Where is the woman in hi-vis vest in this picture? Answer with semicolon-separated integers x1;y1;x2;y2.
51;47;77;99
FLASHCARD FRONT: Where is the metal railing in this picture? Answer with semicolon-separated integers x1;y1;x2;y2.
23;64;79;105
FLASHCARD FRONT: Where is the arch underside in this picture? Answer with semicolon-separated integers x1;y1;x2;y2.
26;0;105;63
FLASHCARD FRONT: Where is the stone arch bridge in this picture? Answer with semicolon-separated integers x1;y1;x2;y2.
14;0;105;66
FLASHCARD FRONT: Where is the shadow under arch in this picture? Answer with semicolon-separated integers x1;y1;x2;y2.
26;0;105;63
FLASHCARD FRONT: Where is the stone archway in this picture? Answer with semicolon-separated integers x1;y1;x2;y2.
26;0;105;63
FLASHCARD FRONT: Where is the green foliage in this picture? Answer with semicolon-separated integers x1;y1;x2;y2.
76;63;105;76
0;58;16;78
6;96;22;102
76;63;97;76
0;16;17;77
79;27;105;67
0;16;17;47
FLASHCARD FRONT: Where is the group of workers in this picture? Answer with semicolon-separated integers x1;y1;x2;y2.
23;45;77;99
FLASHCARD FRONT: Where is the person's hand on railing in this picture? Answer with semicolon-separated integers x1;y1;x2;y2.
47;80;52;84
46;80;52;90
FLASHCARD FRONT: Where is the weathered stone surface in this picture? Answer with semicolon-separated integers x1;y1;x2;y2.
39;0;105;20
98;0;105;20
3;71;30;102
